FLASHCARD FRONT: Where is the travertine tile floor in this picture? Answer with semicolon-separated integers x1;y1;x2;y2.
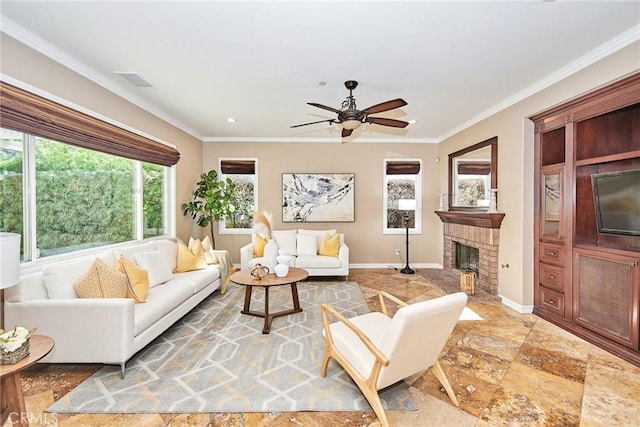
8;268;640;426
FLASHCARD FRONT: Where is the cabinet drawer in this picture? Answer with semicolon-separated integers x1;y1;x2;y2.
539;263;564;291
539;242;565;266
538;286;565;317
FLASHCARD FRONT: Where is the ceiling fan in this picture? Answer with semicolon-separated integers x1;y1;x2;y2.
291;80;409;137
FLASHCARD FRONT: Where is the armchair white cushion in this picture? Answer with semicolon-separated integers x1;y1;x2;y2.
321;291;467;427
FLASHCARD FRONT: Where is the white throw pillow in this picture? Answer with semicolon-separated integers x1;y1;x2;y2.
134;250;174;287
153;239;178;272
273;230;298;256
43;257;94;298
297;233;318;256
298;229;337;250
116;241;158;260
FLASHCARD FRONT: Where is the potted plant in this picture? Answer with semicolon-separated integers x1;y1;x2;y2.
182;169;236;249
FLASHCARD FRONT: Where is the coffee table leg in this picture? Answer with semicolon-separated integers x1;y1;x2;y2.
1;373;28;427
291;283;301;311
262;287;271;334
241;285;253;314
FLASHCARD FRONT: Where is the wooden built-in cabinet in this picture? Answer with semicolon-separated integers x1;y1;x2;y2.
532;72;640;366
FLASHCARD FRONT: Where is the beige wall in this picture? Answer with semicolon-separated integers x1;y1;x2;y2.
0;34;203;242
437;41;640;307
204;142;442;266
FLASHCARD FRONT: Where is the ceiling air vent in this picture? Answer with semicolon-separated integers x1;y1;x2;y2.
113;71;153;87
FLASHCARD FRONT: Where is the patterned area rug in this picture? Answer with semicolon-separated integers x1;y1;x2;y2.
48;281;416;414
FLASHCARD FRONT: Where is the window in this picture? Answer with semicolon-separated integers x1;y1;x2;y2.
219;158;257;234
0;129;27;260
0;128;172;262
0;82;176;263
142;163;167;238
383;159;422;234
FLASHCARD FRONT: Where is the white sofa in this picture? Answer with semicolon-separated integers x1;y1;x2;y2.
3;239;222;378
240;229;349;280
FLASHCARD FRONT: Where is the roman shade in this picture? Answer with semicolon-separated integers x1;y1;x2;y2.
457;161;491;175
220;160;255;174
0;81;180;167
385;161;421;175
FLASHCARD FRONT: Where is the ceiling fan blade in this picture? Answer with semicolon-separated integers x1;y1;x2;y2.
366;117;410;128
342;128;353;138
290;119;335;128
308;102;341;114
363;98;407;115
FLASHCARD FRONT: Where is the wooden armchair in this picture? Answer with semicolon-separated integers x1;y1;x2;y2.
320;291;467;427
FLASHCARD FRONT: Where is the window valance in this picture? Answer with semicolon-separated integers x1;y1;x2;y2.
386;161;421;175
457;161;491;175
0;81;180;167
221;160;256;174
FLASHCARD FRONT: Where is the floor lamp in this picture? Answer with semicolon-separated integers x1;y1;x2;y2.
398;199;416;274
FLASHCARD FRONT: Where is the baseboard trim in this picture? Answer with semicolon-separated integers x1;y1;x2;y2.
349;263;442;269
500;295;534;314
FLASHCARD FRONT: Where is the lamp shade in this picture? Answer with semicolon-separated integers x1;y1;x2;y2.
341;119;362;130
397;199;416;211
0;232;21;289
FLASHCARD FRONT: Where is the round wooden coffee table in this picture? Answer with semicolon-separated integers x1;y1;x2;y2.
1;335;55;427
230;267;309;334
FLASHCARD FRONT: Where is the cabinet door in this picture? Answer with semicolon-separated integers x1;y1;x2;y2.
573;248;640;350
541;166;565;239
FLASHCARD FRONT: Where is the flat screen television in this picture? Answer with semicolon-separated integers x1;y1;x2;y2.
591;169;640;237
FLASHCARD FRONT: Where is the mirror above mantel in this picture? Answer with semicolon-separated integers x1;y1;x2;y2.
448;136;498;212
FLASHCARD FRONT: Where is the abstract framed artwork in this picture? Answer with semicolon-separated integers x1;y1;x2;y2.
282;173;355;222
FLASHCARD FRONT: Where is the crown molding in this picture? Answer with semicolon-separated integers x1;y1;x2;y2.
1;16;204;141
202;136;438;143
437;24;640;142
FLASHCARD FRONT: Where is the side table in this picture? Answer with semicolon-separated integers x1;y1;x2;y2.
1;335;55;427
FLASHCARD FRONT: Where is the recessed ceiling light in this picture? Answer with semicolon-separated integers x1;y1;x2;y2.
226;118;237;123
408;119;417;124
318;81;327;86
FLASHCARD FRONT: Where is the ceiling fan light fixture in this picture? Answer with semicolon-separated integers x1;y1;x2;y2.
342;119;362;130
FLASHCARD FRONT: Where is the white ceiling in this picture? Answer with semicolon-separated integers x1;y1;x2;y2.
1;1;639;143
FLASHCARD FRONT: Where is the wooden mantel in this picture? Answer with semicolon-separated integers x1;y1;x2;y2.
434;210;505;229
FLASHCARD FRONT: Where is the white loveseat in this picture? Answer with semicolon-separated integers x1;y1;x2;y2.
3;239;224;378
240;229;349;280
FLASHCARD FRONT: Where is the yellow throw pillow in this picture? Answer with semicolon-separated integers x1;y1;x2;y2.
319;233;340;257
115;256;149;303
201;235;218;264
74;258;128;298
174;239;206;273
254;234;268;257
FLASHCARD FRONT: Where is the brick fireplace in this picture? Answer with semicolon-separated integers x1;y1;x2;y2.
435;211;505;295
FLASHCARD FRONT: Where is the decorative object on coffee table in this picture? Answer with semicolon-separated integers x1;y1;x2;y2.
0;327;35;365
274;254;292;277
263;238;278;272
250;264;269;280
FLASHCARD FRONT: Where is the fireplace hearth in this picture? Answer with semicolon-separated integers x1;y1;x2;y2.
435;211;504;296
